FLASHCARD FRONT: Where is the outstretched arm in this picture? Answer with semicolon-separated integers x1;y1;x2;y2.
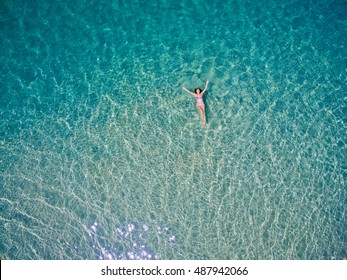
201;80;209;95
182;86;196;96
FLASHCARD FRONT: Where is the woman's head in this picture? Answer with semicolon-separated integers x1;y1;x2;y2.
195;88;203;94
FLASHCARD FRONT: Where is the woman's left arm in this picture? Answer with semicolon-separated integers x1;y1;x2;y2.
202;80;209;94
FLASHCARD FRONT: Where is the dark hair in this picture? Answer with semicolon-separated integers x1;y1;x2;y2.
194;88;203;94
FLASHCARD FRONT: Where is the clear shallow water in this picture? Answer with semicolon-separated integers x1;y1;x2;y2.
0;0;346;259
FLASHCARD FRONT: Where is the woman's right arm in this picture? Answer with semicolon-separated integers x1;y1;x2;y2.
182;86;196;96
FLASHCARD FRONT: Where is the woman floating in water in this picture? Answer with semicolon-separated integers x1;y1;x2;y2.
182;80;209;126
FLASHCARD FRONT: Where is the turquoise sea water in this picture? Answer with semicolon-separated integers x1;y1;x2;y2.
0;0;346;260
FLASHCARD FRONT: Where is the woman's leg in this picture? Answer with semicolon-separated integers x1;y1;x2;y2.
198;107;206;126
